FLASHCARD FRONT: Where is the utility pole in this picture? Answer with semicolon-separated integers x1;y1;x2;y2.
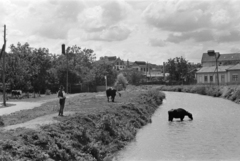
66;48;68;94
105;76;107;90
2;25;6;106
62;44;68;93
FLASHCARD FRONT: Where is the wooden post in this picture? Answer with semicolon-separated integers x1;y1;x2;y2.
66;50;68;93
2;25;6;106
105;76;107;90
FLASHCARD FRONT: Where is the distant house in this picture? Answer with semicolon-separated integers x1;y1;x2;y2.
99;56;126;70
196;64;240;84
99;56;117;63
114;57;126;70
197;52;240;84
201;53;240;67
131;61;151;74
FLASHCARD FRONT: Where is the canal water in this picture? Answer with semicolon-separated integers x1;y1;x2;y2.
114;91;240;161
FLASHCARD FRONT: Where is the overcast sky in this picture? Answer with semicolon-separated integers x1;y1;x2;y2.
1;0;240;65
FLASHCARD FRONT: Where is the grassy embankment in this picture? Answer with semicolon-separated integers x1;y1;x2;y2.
159;85;240;104
0;86;165;161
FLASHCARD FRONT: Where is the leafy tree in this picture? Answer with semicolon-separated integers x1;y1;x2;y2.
115;73;128;90
165;56;189;83
93;61;117;86
124;69;143;85
6;43;32;91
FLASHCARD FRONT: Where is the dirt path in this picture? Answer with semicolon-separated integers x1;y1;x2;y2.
3;111;76;130
1;92;106;131
0;93;82;116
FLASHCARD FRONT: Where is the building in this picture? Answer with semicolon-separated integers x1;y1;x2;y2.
99;56;127;70
131;61;151;74
196;64;240;84
196;52;240;84
201;53;240;67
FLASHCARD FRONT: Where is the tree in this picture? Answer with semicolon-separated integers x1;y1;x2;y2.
93;61;117;86
125;69;143;85
165;56;189;84
115;73;128;90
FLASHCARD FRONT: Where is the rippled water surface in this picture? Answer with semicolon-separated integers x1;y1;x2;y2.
114;92;240;161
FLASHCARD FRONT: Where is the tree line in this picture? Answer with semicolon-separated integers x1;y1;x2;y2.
0;42;201;94
0;42;146;94
0;43;117;93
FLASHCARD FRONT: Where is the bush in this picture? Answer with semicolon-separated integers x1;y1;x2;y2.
230;86;240;101
191;86;206;95
45;89;51;95
205;87;221;97
0;116;4;127
115;73;128;90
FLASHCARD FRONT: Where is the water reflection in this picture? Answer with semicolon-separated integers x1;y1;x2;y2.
115;92;240;161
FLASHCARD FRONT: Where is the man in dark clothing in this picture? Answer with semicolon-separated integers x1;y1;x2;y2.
58;85;66;116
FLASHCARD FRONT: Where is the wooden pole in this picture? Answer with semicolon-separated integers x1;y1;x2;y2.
3;25;6;106
105;76;107;90
66;50;68;94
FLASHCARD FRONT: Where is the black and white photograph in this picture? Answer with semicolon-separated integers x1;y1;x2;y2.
0;0;240;160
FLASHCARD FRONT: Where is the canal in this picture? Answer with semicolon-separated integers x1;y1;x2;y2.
114;91;240;161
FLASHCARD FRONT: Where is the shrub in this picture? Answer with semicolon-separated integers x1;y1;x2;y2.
230;86;240;101
45;89;51;95
205;87;221;97
115;73;128;90
0;116;4;127
192;86;206;95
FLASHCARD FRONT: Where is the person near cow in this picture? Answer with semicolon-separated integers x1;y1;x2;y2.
58;85;66;116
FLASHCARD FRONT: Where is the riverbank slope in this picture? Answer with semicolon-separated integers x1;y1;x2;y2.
0;86;165;161
159;85;240;104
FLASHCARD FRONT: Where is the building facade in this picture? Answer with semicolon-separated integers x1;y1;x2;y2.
196;64;240;84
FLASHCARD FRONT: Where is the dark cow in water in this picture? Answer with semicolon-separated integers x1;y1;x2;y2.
106;87;121;102
11;90;22;99
168;108;193;121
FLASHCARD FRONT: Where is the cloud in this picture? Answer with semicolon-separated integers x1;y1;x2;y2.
79;6;106;32
32;0;85;39
86;25;131;42
167;29;215;43
230;47;240;53
143;0;212;32
0;1;8;26
149;38;166;47
143;0;240;33
79;0;130;33
217;30;240;43
102;0;128;25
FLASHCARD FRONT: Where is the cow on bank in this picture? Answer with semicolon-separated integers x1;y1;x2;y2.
11;90;22;99
106;87;121;102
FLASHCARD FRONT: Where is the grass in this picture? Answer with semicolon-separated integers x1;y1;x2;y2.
0;86;165;161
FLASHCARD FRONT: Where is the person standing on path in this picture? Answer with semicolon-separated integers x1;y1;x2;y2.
58;85;66;116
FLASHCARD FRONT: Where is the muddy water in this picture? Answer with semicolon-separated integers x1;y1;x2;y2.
114;91;240;161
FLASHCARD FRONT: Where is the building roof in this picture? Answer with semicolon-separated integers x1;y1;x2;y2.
227;63;240;70
107;56;117;61
196;65;233;73
134;61;146;65
202;53;240;63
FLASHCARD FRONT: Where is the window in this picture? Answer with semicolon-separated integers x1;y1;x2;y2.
204;76;208;82
221;75;225;82
198;75;202;83
210;76;213;82
232;74;238;81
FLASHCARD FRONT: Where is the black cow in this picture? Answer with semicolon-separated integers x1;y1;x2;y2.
168;108;193;121
11;90;22;99
106;87;121;102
